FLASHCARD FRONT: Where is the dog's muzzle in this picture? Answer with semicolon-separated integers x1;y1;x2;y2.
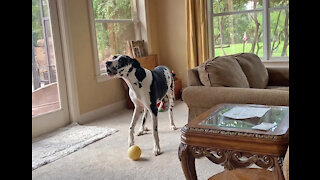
106;66;117;76
106;61;117;76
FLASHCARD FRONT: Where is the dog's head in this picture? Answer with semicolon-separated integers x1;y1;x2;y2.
105;55;141;78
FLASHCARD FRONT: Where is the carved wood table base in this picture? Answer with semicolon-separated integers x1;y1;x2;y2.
178;143;284;180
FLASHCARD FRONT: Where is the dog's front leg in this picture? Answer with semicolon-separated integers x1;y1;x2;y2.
128;106;143;147
149;110;161;156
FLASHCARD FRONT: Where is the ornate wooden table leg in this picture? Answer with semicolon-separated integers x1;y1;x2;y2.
273;157;284;180
179;143;197;180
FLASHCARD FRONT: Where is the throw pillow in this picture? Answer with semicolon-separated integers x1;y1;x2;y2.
233;53;269;89
198;56;250;88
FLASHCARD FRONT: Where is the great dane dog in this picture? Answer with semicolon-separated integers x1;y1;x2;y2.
105;55;177;155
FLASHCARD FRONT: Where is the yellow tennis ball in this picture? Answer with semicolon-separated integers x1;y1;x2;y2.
128;145;141;161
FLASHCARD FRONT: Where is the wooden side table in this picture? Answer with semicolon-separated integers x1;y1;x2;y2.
178;104;289;180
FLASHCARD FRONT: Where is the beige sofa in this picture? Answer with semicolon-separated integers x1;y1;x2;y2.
182;53;289;121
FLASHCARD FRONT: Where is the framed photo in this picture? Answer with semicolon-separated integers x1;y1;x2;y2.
133;47;141;58
128;40;146;58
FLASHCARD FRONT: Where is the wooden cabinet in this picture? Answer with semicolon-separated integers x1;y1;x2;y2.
136;54;158;70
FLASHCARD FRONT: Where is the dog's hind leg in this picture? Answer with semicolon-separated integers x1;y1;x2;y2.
128;105;143;147
168;80;177;130
137;108;149;136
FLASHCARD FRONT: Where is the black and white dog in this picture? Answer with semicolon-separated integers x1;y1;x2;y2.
105;55;177;155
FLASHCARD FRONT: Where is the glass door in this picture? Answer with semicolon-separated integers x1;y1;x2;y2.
32;0;69;137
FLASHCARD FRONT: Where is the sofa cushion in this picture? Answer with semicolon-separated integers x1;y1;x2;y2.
267;67;289;86
198;56;250;88
198;62;211;86
233;53;269;89
188;68;203;86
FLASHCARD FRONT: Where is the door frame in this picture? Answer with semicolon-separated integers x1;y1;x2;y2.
32;0;80;138
55;0;81;123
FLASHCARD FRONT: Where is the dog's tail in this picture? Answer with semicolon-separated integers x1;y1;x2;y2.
171;71;176;78
170;71;175;97
169;70;175;103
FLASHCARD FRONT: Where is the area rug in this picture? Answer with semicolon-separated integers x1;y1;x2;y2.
32;123;118;170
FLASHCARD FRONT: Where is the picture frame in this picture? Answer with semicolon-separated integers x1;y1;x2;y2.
133;47;141;58
128;40;146;58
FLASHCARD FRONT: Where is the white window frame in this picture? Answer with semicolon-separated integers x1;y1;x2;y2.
207;0;289;61
88;0;141;82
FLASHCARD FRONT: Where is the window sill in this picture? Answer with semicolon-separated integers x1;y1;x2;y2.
262;56;289;62
96;73;114;83
262;58;289;67
262;59;289;63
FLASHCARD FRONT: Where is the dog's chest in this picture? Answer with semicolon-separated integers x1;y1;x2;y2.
126;70;152;101
124;66;171;106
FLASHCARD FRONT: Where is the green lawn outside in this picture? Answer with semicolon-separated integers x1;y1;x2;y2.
214;42;289;58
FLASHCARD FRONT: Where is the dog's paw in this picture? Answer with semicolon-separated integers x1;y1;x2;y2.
170;125;178;130
153;147;161;156
144;127;150;131
136;127;150;136
136;130;145;136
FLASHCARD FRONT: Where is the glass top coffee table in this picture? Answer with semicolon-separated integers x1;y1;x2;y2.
178;104;289;180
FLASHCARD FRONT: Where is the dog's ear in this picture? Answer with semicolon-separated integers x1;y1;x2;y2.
131;58;141;69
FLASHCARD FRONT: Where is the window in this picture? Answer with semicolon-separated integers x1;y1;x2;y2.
208;0;289;60
32;0;74;121
89;0;139;77
32;0;61;116
32;0;58;90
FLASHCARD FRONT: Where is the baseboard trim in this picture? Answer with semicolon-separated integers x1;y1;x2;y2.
78;100;127;124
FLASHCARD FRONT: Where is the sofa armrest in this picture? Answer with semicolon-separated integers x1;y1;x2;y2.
182;86;289;121
187;67;203;86
267;66;289;86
